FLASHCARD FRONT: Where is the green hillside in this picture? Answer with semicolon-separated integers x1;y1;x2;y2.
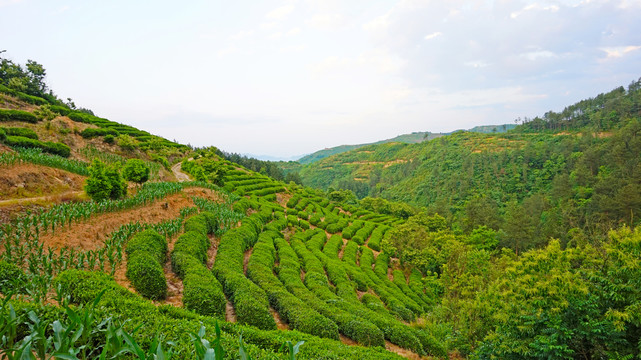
295;79;641;244
2;55;641;360
297;126;515;165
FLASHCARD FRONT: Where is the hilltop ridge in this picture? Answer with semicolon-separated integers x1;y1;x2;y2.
297;124;516;164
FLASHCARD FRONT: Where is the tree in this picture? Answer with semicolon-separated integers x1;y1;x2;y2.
85;160;127;202
122;159;150;186
106;164;127;199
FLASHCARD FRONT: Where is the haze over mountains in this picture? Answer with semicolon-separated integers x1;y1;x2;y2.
248;124;516;162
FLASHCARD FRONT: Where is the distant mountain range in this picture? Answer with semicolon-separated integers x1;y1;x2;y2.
297;124;516;164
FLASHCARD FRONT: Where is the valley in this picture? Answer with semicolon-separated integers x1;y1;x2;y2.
1;56;640;359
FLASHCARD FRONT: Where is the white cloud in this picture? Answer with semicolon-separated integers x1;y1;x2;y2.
260;22;278;31
362;13;390;32
229;30;253;41
217;47;237;58
520;50;557;61
510;3;560;19
464;60;490;68
306;13;344;30
311;50;404;75
286;27;301;36
266;4;295;21
600;45;641;59
424;31;442;40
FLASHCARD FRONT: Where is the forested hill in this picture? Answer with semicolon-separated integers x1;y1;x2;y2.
292;78;641;246
297;124;516;165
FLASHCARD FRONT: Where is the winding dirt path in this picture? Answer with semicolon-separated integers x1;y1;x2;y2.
171;162;191;182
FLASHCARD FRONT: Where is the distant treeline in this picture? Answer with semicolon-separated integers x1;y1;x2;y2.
214;150;302;184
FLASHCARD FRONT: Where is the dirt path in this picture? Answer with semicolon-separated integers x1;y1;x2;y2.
207;234;219;270
337;238;348;260
171;162;191;182
0;190;84;206
270;307;289;330
226;300;237;322
385;341;430;360
243;248;252;275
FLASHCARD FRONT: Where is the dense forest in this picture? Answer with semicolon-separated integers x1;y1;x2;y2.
291;79;641;249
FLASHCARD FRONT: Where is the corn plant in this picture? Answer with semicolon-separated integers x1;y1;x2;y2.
191;197;244;235
190;324;225;360
280;341;305;360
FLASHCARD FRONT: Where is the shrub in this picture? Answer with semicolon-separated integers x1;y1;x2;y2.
53;270;134;304
0;84;48;105
103;134;115;144
309;214;322;226
213;214;276;330
49;105;70;116
85;159;127;202
0;109;38;123
170;214;226;318
122;158;150;185
125;229;168;300
0;127;5;141
117;134;137;151
368;226;388;251
126;252;167;300
342;220;364;239
80;127;119;138
287;215;299;227
1;127;38;139
173;231;208;264
184;216;209;238
182;271;226;317
3;135;70;157
42;141;71;157
125;229;167;264
0;260;27;294
299;220;310;230
247;232;339;339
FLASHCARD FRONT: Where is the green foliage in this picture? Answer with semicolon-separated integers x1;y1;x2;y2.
125;229;168;300
0;260;27;294
213;214;276;330
122;158;150;185
117;134;137;151
464;225;499;251
126;229;167;264
85;159;127;202
247;231;339;339
0;83;48;105
80;127;119;138
46;269;405;359
1;126;38;139
48;104;70;116
33;104;56;120
475;233;639;358
53;270;134;304
2;147;88;174
126;252;167;300
0;109;38;123
2;135;71;157
171;213;226;318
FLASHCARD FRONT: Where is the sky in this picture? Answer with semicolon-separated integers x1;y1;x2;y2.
1;0;640;159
